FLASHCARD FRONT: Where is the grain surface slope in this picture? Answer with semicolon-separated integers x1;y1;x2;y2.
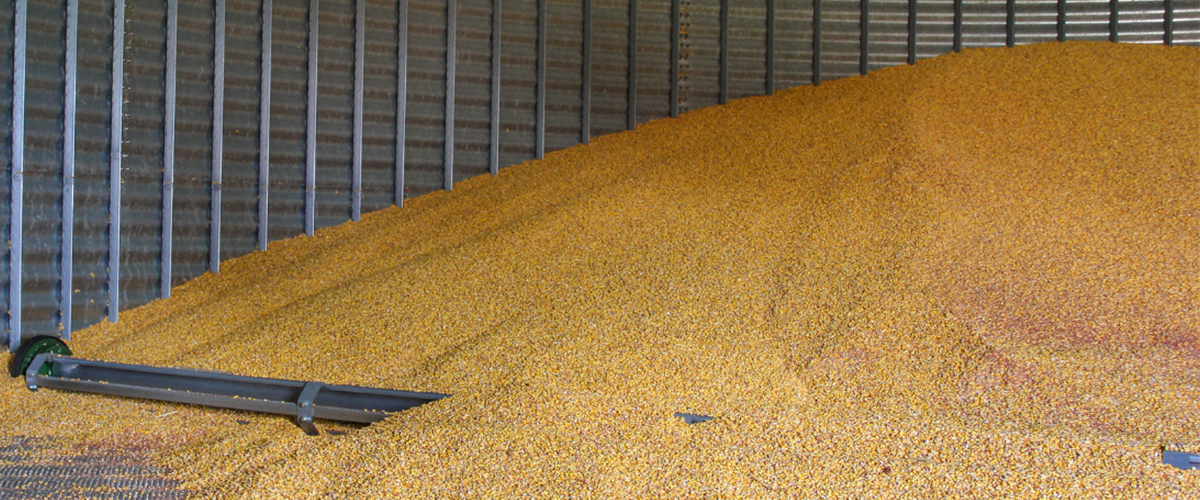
1;41;1197;498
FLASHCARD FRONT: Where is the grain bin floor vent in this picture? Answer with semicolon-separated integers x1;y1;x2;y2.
1162;451;1199;470
674;413;713;424
11;337;448;436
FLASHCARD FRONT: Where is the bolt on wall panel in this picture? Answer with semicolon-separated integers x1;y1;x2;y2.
118;0;168;313
681;0;718;111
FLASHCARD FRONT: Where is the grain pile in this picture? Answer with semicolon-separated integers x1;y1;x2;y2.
1;41;1197;498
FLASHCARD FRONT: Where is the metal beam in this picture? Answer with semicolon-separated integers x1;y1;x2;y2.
212;0;225;272
1109;0;1118;43
445;0;457;190
352;0;364;220
108;0;125;324
628;0;638;128
907;0;915;65
1057;0;1065;43
9;0;27;350
163;0;177;298
61;0;79;338
1165;0;1173;46
305;0;319;235
258;0;272;249
396;0;408;204
536;0;546;158
860;0;868;75
812;0;821;86
952;0;962;52
582;0;591;143
669;0;679;114
766;0;774;94
490;0;501;171
1006;0;1014;48
718;0;727;104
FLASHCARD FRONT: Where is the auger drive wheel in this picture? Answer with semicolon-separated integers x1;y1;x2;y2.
8;335;72;378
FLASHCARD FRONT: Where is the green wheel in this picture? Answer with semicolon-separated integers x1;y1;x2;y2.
8;336;72;378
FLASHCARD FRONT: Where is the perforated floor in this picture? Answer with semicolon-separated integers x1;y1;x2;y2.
0;436;189;499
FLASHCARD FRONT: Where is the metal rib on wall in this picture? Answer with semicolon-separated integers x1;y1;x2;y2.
0;1;11;344
3;0;1199;348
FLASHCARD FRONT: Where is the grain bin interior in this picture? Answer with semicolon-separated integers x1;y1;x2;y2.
2;0;1199;497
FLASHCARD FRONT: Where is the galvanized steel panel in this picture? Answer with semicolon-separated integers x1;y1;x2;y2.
1117;0;1171;44
959;0;1006;48
1176;0;1200;45
266;0;308;241
1064;0;1114;41
362;0;399;213
589;0;629;137
19;0;67;335
914;0;955;60
820;0;862;81
867;0;908;71
636;0;670;124
728;1;767;100
451;0;492;178
545;1;583;150
1012;1;1059;47
406;0;448;196
772;0;814;90
683;0;719;110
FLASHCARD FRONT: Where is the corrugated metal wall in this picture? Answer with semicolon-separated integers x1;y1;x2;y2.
4;0;1199;349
